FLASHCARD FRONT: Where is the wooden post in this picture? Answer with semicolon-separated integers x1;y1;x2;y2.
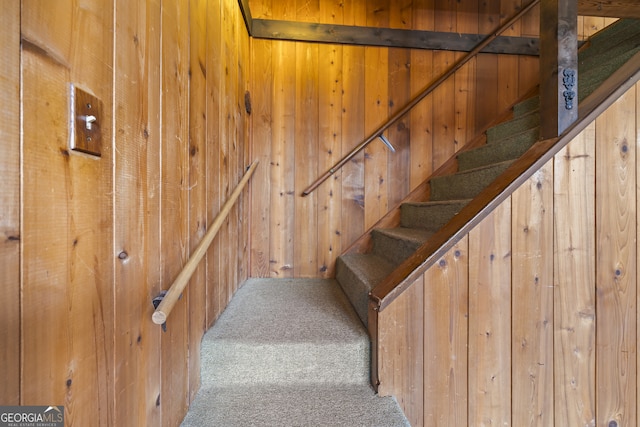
540;0;578;138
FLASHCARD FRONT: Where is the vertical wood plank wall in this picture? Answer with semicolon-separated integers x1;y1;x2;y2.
9;0;250;425
249;0;541;277
377;81;640;427
0;0;21;407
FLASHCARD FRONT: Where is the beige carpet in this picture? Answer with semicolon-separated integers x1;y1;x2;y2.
181;278;410;427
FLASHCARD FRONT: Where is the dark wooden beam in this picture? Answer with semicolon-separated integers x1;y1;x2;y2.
238;0;253;33
540;0;579;138
578;0;640;19
251;19;540;55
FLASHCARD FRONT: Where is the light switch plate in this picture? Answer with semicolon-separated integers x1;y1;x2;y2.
70;84;102;157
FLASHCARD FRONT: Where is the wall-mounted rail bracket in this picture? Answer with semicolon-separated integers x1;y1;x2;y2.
152;291;168;332
378;134;396;153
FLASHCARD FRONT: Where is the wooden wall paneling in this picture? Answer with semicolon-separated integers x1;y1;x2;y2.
497;0;520;115
409;48;434;189
187;0;208;404
317;41;343;277
220;1;239;307
595;88;637;426
510;162;554;426
294;41;319;277
553;125;596;426
387;47;412;207
423;239;469;427
468;201;512;426
340;43;366;248
637;82;640;427
206;0;223;322
219;0;233;307
519;0;539;98
113;0;162;424
22;50;89;424
387;3;411;207
378;277;424;427
248;0;271;20
389;0;412;30
454;0;478;152
0;0;20;406
296;0;319;23
366;0;390;28
22;1;114;424
579;16;606;40
363;45;390;230
270;39;296;277
431;0;456;168
474;0;500;132
238;5;251;286
409;0;434;189
363;0;390;230
249;38;273;278
160;0;190;424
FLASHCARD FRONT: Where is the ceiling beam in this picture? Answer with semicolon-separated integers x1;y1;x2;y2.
251;19;540;55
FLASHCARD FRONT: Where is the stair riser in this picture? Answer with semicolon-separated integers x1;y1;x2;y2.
457;127;539;171
400;201;468;230
513;95;539;117
430;162;511;201
371;230;422;266
486;111;539;143
202;342;370;387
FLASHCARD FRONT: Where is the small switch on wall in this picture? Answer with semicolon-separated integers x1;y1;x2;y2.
70;84;103;157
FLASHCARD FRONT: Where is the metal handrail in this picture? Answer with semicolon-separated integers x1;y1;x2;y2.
152;160;259;325
301;0;540;196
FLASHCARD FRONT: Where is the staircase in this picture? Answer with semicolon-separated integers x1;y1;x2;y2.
181;278;410;426
182;19;639;426
337;18;640;327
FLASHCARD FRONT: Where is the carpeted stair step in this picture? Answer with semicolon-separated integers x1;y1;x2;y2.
579;33;640;73
198;278;370;387
579;42;640;100
336;253;395;326
457;126;539;171
486;109;539;143
183;384;411;427
371;227;433;266
182;278;410;426
400;199;471;231
578;19;640;63
513;95;539;117
429;160;513;201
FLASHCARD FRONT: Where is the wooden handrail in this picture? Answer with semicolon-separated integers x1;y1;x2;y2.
301;0;541;196
152;160;259;325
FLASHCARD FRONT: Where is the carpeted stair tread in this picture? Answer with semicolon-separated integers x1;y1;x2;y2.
400;199;471;231
336;253;396;326
182;278;410;426
457;127;539;171
429;160;513;201
486;109;539;143
578;19;640;62
371;227;433;266
579;33;640;72
182;384;410;427
579;43;640;100
201;278;370;387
